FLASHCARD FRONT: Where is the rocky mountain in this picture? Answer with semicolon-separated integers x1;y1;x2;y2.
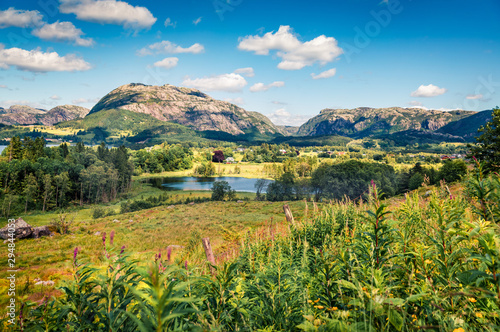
89;83;284;136
297;107;474;138
0;105;89;126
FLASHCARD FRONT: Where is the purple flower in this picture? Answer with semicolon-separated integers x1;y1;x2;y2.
110;230;115;245
473;156;477;162
73;247;79;262
158;250;161;260
371;179;375;189
120;245;126;255
167;246;172;261
184;260;188;270
102;232;106;246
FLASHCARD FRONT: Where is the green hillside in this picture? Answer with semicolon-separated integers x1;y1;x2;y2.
437;109;493;141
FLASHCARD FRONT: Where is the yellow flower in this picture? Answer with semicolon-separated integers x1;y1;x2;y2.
362;287;367;291
314;298;320;303
307;300;312;303
411;314;417;322
314;305;325;309
453;328;465;332
476;312;483;318
468;297;477;303
328;307;338;311
424;259;432;264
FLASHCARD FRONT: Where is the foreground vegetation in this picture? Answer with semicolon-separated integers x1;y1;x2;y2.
1;161;499;331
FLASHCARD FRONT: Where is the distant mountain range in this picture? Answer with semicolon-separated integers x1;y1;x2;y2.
0;105;89;126
0;83;493;145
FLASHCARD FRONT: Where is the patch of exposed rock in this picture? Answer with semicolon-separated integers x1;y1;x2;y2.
90;83;284;136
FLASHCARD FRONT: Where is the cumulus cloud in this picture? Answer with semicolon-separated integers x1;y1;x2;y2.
182;73;247;92
32;21;94;46
0;45;91;72
137;40;204;56
466;94;484;100
234;67;254;77
311;68;336;80
59;0;156;29
249;81;285;92
1;99;43;108
411;84;447;97
238;25;343;70
153;57;178;69
224;97;244;105
50;95;61;100
267;108;311;126
0;8;43;28
193;17;202;25
408;101;424;107
164;17;176;28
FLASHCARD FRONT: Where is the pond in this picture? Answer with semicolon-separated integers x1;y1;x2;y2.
145;176;273;193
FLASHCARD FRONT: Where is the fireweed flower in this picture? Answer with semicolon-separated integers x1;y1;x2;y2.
102;232;106;246
167;246;172;261
185;260;188;270
120;245;126;255
73;247;79;263
110;230;115;245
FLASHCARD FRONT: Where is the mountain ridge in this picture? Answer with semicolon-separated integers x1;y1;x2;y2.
89;83;285;136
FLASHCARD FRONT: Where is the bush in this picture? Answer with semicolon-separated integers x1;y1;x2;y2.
408;172;425;190
211;181;236;201
92;206;107;219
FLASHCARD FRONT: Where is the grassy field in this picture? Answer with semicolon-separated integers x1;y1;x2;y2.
0;178;307;306
134;162;271;179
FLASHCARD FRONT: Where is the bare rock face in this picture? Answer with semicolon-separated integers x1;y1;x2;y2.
0;104;89;126
0;218;33;240
297;107;475;137
89;83;283;136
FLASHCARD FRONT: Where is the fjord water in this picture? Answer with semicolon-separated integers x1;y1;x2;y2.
146;176;273;193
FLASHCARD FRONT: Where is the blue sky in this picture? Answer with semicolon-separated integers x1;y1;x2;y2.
0;0;499;126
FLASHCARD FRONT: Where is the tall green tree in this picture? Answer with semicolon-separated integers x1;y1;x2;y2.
23;173;38;213
42;174;52;212
470;107;500;172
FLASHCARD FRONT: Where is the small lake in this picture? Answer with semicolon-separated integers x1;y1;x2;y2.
146;177;273;193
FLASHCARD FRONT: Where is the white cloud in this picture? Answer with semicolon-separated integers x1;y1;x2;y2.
153;57;178;69
249;81;285;92
408;101;423;107
411;84;447;97
224;97;244;105
59;0;156;29
72;97;99;105
32;21;94;46
193;17;202;25
50;95;61;100
164;17;176;28
267;108;311;126
234;67;254;77
238;25;343;70
137;40;204;56
466;94;484;100
0;84;8;89
0;8;43;28
183;73;247;93
311;68;336;80
0;45;91;72
1;99;43;109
